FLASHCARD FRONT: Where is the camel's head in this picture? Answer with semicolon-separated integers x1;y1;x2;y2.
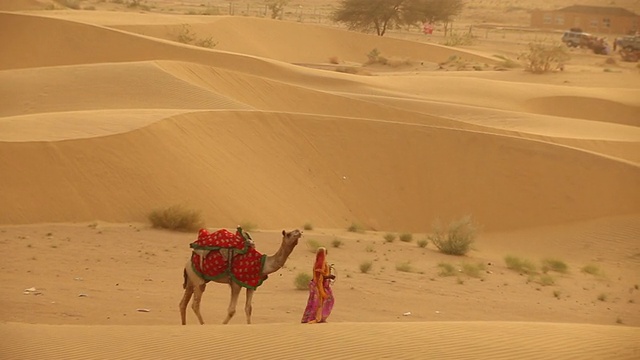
281;229;303;248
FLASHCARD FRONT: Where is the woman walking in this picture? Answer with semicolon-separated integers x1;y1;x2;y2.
301;247;335;323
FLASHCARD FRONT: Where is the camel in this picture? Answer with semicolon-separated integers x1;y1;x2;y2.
179;228;302;325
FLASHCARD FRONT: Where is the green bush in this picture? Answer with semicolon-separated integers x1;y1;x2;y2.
505;255;537;275
399;233;413;242
442;31;475;46
537;274;555;286
461;262;486;278
383;233;396;243
438;262;456;277
541;258;568;274
303;222;314;231
148;205;203;232
359;260;373;273
581;264;603;276
348;222;365;233
429;216;477;255
174;24;217;48
294;272;312;290
417;239;428;248
521;39;569;74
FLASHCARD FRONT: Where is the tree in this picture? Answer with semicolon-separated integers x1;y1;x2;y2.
402;0;463;24
332;0;464;36
403;0;464;36
332;0;408;36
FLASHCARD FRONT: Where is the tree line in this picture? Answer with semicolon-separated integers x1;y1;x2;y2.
264;0;464;36
332;0;465;36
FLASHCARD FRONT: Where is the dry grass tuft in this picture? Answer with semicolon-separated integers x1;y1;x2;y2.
148;205;204;232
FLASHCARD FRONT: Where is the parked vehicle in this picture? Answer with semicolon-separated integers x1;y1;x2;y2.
619;47;640;62
561;29;595;48
561;28;611;55
614;35;640;51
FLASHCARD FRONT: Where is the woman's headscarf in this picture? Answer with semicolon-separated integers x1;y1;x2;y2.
313;247;327;272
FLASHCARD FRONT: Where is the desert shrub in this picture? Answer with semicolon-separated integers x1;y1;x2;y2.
306;239;323;253
148;205;204;232
442;31;475;46
429;216;477;255
347;222;365;233
176;24;196;44
365;244;375;252
383;233;396;243
266;0;288;19
194;37;217;48
328;56;340;64
331;238;343;248
417;239;428;248
360;260;373;273
366;48;381;64
438;55;473;71
174;24;217;48
396;261;412;272
461;262;486;278
541;258;568;274
494;55;520;69
399;233;413;242
505;255;537;274
303;222;314;231
294;272;311;290
537;274;556;286
438;262;456;277
581;264;603;276
521;40;570;74
597;293;607;302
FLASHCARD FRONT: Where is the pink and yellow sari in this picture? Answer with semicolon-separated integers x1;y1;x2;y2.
301;248;335;323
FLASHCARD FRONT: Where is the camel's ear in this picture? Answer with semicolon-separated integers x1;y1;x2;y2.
282;230;286;237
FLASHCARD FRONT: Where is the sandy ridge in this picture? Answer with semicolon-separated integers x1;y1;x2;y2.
1;322;638;360
1;110;638;230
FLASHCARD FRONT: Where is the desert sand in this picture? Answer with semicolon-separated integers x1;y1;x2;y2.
0;0;639;359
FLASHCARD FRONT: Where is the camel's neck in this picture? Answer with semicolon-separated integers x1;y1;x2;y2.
262;241;296;275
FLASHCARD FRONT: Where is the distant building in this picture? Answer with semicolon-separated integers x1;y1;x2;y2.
531;5;639;35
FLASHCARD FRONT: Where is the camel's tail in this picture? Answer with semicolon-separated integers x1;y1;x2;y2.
182;268;188;289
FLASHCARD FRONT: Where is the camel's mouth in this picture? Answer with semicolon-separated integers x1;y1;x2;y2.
293;231;302;245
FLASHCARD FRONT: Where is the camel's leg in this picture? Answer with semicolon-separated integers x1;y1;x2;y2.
179;279;194;325
191;282;206;325
244;288;255;324
223;282;241;324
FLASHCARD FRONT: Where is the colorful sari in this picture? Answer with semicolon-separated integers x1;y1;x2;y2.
301;247;335;323
301;278;334;323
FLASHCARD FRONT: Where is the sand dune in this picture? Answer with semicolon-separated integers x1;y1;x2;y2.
1;321;639;360
1;110;639;230
1;4;639;359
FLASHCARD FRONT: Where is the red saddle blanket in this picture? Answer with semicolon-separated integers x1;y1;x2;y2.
190;228;267;290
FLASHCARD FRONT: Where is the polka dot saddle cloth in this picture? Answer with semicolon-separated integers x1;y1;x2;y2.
190;228;267;290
